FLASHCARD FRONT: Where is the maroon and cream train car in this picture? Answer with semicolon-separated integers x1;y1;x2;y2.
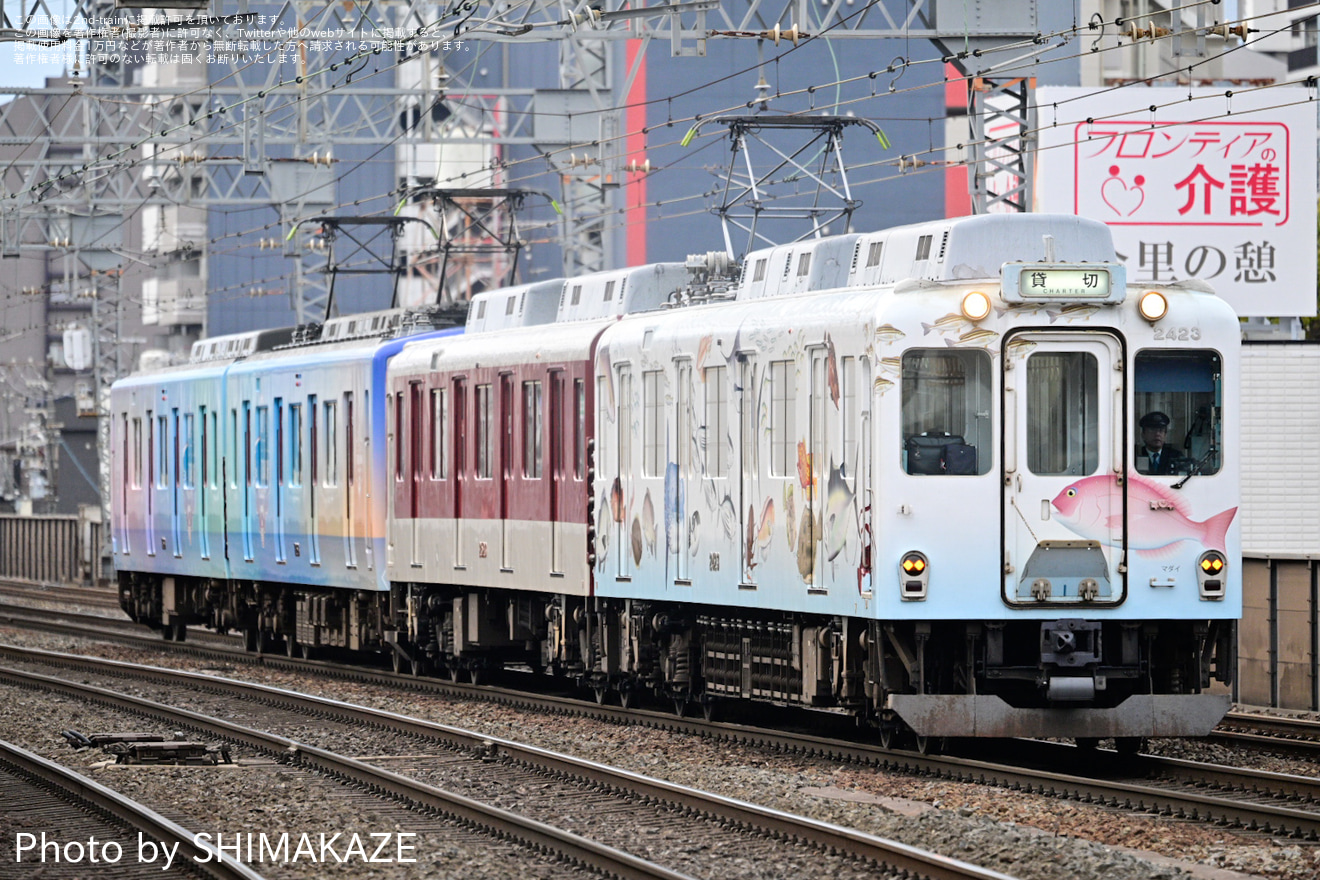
384;319;607;676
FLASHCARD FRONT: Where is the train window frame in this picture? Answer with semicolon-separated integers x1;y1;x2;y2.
156;413;168;489
900;348;993;476
323;400;337;487
1134;348;1224;477
132;416;142;489
182;413;195;489
704;365;729;478
675;361;692;479
1025;351;1100;478
255;405;270;488
475;383;493;480
574;379;586;481
431;387;448;480
524;379;543;479
392;391;403;482
840;356;855;487
768;360;795;477
288;404;302;487
642;370;664;478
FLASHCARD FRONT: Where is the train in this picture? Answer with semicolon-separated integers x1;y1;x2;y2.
112;213;1240;750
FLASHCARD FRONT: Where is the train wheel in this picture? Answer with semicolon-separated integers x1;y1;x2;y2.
256;629;273;654
701;699;718;722
300;643;313;661
243;628;258;653
592;685;609;705
172;621;187;642
879;725;896;750
469;667;485;687
1075;737;1101;751
619;688;637;710
915;735;944;756
672;697;688;717
410;657;424;677
1116;736;1144;757
391;650;404;674
447;664;462;683
286;637;298;659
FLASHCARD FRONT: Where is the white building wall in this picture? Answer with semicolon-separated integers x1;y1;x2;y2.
1241;343;1320;556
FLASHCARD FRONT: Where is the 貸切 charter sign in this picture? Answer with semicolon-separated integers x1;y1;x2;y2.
1035;86;1317;317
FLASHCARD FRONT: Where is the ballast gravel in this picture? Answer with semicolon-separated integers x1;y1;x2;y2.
3;624;1316;880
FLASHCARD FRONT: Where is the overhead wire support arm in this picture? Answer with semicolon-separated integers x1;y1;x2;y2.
685;115;889;260
289;215;438;318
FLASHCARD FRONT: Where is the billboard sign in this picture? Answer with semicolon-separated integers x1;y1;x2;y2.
1036;86;1317;316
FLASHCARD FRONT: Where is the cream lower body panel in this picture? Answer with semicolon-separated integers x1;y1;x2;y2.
389;517;589;596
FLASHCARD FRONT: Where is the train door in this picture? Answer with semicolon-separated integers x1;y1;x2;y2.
344;391;357;568
274;398;285;564
409;382;424;567
738;356;757;587
452;378;467;569
549;371;564;575
242;401;254;561
1002;332;1126;604
171;408;182;556
500;374;514;569
674;361;692;582
146;410;156;556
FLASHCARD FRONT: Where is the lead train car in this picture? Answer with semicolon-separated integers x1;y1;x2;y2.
113;310;462;653
385;214;1239;745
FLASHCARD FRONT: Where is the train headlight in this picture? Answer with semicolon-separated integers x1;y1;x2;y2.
1197;550;1227;600
961;290;992;322
1138;290;1168;322
899;551;929;600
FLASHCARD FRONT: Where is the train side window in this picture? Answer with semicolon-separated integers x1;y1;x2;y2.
323;400;337;487
198;409;207;489
523;380;543;479
704;365;729;478
274;400;284;489
345;392;355;487
768;360;795;477
574;379;585;481
255;406;270;487
476;383;493;479
431;388;447;480
1135;350;1223;476
675;362;692;479
231;409;239;489
288;404;302;487
900;349;993;476
642;370;663;478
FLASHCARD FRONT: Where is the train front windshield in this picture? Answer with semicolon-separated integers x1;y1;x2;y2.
1134;351;1223;476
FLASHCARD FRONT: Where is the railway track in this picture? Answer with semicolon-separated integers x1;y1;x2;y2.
6;604;1320;841
0;578;122;611
0;650;1010;880
0;738;267;880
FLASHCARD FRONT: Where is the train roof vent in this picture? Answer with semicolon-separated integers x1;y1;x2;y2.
936;229;949;263
555;263;686;322
320;308;411;342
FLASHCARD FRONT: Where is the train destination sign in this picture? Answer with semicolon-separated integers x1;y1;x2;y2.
1001;263;1123;303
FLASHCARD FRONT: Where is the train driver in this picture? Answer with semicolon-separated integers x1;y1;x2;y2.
1135;411;1178;475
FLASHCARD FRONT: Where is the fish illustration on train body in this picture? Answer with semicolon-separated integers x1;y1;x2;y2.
1049;473;1237;556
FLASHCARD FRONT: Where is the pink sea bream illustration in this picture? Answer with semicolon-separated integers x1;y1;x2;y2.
1050;473;1236;556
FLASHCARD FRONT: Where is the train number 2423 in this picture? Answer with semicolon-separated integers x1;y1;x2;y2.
1153;326;1201;341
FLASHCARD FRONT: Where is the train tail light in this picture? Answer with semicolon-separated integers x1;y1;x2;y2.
1197;550;1227;600
899;551;928;600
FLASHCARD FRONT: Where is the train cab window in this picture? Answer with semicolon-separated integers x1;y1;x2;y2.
900;349;992;476
524;380;543;479
1135;350;1223;476
1026;352;1099;477
255;406;270;487
476;384;493;479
